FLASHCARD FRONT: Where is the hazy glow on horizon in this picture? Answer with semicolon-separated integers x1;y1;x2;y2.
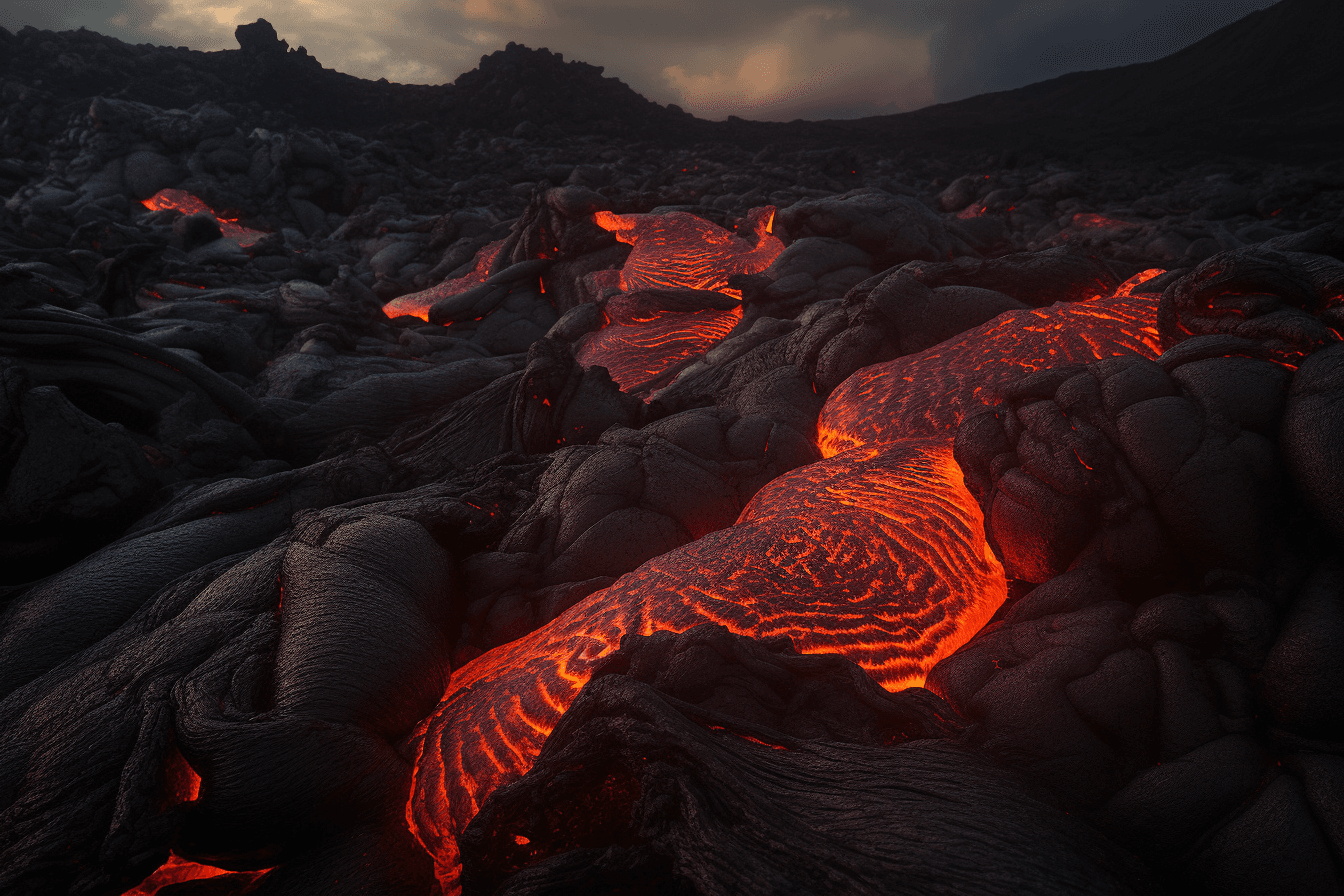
661;8;936;120
0;0;1279;120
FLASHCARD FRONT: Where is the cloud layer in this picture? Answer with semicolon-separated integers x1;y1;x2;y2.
0;0;1280;120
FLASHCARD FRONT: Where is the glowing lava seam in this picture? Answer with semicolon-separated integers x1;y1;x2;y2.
574;302;743;393
817;294;1164;456
140;189;268;247
573;207;781;391
593;207;782;294
383;240;508;321
406;439;1007;892
405;286;1171;893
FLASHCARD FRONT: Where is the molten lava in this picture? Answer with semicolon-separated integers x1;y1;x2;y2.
592;206;783;294
567;207;780;391
123;213;1178;896
120;764;271;895
121;856;270;896
817;294;1164;456
573;294;742;393
140;189;268;247
397;269;1179;893
1071;212;1139;232
407;439;1006;891
1114;268;1166;297
382;239;508;321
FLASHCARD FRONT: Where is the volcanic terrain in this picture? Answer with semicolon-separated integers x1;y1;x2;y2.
1;3;1344;895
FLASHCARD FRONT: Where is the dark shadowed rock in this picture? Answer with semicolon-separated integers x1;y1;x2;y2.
461;626;1149;896
235;19;289;56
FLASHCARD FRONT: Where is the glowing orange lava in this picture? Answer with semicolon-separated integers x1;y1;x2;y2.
1114;268;1166;297
120;855;269;896
567;207;780;390
574;296;742;393
120;764;271;895
817;294;1163;457
1071;212;1139;232
119;240;1174;895
592;206;783;294
141;189;268;247
382;239;508;321
406;439;1006;892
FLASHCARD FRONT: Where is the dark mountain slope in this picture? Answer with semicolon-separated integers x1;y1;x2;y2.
832;0;1344;161
0;19;696;146
0;0;1339;163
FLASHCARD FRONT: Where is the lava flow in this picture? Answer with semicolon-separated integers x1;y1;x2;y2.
407;439;1006;892
383;239;508;321
140;188;268;247
568;207;780;391
592;205;783;294
121;856;269;896
818;292;1164;456
401;267;1180;892
573;292;742;393
120;764;271;895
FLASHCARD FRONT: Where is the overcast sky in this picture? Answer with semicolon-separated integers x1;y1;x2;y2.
0;0;1280;121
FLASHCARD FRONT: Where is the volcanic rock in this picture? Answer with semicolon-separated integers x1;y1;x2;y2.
460;625;1150;896
0;7;1342;896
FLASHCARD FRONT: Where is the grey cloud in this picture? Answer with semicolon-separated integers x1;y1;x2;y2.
546;0;810;45
415;0;1280;115
0;0;104;32
0;0;1281;119
0;0;143;35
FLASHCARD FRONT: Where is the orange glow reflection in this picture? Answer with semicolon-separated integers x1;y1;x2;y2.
1071;212;1138;231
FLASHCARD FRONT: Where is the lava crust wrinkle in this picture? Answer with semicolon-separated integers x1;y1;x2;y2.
458;625;1149;896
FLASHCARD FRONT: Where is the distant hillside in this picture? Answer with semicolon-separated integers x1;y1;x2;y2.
0;0;1340;163
831;0;1344;161
0;19;696;144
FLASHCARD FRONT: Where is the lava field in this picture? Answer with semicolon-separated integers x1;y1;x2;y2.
2;4;1344;895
